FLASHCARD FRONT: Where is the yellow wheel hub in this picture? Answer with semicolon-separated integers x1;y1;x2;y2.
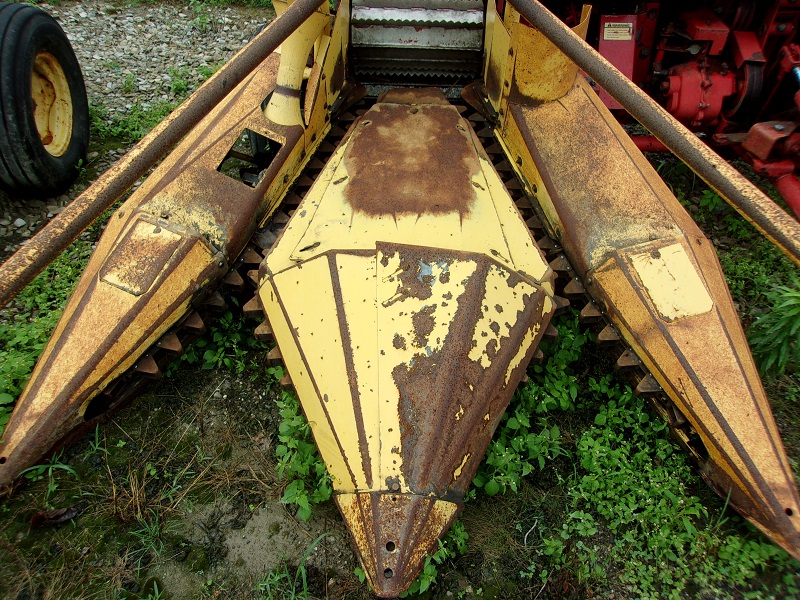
30;51;72;158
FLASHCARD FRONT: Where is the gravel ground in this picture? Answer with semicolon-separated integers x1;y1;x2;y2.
0;0;272;254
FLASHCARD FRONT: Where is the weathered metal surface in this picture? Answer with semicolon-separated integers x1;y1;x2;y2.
259;89;556;596
497;71;800;559
0;0;329;309
504;0;800;266
0;0;347;489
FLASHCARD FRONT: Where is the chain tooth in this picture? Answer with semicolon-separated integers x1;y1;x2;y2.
597;324;620;343
183;312;206;334
243;295;263;319
267;346;283;366
636;373;662;395
549;255;572;272
307;157;327;171
553;295;570;314
246;269;260;288
563;278;585;296
133;355;162;379
525;215;543;231
671;404;688;426
536;236;559;254
543;323;559;340
255;320;274;343
241;247;263;265
203;290;227;313
484;142;503;155
223;270;245;292
280;373;294;390
295;174;316;188
615;348;641;370
579;301;602;322
156;332;184;354
319;141;338;153
284;193;303;208
533;348;544;364
273;212;291;226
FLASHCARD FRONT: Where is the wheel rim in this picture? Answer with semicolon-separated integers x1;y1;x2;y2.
30;51;73;158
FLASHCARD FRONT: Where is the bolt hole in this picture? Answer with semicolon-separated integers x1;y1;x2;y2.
787;508;794;516
386;541;396;552
384;568;394;579
0;456;6;465
391;495;397;502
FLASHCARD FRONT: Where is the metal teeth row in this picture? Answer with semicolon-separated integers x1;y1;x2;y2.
351;6;483;27
352;0;483;9
353;66;479;79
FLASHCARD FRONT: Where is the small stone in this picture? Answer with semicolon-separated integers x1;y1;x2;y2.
13;218;26;228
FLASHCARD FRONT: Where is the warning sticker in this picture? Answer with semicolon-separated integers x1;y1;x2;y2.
603;22;634;41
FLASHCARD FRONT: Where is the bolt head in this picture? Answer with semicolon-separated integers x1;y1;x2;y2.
775;124;786;132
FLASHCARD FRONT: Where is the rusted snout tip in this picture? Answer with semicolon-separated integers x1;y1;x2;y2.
335;491;460;597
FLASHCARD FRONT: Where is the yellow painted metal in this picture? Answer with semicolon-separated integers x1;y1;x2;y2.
31;51;73;157
265;2;330;126
483;4;590;114
259;89;556;596
490;37;800;558
0;7;346;489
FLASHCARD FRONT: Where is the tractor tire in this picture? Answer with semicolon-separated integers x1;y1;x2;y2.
0;2;89;198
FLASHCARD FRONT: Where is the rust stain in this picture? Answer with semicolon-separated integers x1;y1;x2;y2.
100;220;182;296
392;334;406;350
411;305;436;348
378;87;451;106
343;90;480;219
379;245;553;501
336;492;458;598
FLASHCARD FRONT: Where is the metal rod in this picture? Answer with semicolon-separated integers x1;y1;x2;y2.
508;0;800;267
0;0;327;308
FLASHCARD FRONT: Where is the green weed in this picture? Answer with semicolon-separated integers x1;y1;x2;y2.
748;277;800;377
175;308;268;375
168;67;190;96
121;73;137;94
0;239;93;435
129;509;173;569
255;533;328;599
90;100;178;144
271;368;332;521
20;451;79;507
398;521;469;597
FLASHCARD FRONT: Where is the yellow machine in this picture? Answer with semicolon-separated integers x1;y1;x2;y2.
1;0;799;596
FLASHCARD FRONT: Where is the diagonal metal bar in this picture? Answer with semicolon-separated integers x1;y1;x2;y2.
507;0;800;267
0;0;328;308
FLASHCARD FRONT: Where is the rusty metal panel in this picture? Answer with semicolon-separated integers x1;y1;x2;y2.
506;4;591;105
497;74;800;560
260;89;556;596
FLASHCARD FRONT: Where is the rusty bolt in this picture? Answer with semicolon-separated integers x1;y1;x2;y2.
778;23;787;32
